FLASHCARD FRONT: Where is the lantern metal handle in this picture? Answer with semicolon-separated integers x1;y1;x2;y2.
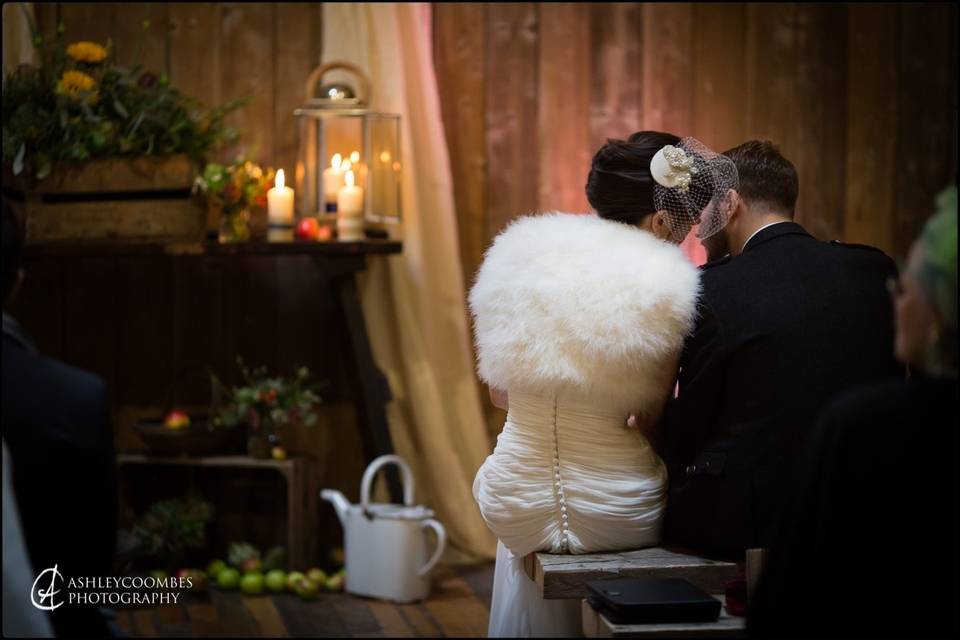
304;61;372;106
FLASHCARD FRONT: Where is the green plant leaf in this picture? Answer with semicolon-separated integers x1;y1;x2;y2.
113;99;128;119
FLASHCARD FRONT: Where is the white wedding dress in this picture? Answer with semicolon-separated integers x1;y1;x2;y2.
468;212;700;637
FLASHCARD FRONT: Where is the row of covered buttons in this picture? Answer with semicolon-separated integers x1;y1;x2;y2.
553;451;569;551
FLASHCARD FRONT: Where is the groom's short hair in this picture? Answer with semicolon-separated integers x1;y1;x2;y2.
722;140;798;217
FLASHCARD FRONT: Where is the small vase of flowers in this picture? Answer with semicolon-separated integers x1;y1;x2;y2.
211;358;323;459
193;158;275;243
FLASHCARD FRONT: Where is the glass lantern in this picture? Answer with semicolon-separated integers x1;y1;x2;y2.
294;62;402;238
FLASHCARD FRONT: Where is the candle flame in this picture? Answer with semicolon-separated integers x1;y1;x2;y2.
379;151;391;163
331;154;342;170
350;151;360;164
345;170;355;188
276;168;285;189
342;160;352;172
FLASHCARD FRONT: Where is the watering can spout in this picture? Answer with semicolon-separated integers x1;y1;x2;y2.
321;489;350;526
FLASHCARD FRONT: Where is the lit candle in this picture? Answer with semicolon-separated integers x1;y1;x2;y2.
322;154;344;212
337;169;365;241
267;169;295;241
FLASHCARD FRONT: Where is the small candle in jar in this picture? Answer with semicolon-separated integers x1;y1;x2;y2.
267;169;295;241
322;154;344;211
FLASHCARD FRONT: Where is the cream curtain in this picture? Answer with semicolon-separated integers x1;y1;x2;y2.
2;3;36;76
322;3;496;562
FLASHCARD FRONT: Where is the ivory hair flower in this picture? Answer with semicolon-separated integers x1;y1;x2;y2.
57;70;99;104
66;41;108;63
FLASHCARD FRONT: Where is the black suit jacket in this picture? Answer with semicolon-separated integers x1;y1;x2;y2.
660;222;903;559
2;313;118;637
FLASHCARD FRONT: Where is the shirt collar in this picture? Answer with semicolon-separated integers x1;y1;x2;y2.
741;221;791;253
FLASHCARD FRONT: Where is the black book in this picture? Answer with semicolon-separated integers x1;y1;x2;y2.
586;577;722;625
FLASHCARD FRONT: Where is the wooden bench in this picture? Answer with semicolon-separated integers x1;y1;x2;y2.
522;547;740;600
581;595;746;638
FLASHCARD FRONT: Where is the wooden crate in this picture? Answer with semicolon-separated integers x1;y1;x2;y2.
3;155;205;243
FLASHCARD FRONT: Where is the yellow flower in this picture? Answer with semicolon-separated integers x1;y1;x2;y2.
66;41;108;63
58;70;99;104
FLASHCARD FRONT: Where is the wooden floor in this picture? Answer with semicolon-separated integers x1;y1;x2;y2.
113;564;494;638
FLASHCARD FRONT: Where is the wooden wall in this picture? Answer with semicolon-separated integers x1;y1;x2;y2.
434;2;958;289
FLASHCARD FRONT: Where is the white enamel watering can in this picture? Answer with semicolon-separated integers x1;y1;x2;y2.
321;455;447;603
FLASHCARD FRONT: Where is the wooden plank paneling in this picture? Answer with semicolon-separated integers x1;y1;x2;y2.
220;3;275;165
274;4;323;179
895;2;956;259
32;2;59;44
434;2;488;287
793;3;848;240
485;3;540;235
588;3;644;152
642;3;693;135
59;3;115;49
112;3;169;74
844;3;897;255
168;4;222;113
744;3;799;166
537;3;591;214
62;257;118;392
692;3;748;154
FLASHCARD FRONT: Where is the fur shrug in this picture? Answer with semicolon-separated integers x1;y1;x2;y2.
468;212;701;414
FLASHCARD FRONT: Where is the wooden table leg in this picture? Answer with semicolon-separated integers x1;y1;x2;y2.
326;263;402;503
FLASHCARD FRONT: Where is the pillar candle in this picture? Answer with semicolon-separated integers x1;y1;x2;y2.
322;154;344;210
267;169;295;241
337;169;365;241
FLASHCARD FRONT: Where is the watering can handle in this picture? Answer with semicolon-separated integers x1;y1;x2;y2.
418;519;447;577
360;455;415;510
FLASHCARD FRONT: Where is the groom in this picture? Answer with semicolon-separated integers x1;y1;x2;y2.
659;140;903;559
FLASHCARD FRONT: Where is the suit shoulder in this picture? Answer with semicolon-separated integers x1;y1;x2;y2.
699;255;732;272
828;239;893;259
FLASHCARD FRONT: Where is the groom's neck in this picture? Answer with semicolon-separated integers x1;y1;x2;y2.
731;211;793;256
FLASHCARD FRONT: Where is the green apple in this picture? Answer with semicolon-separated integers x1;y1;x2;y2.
149;570;168;581
265;570;287;593
217;567;241;590
285;571;305;593
240;572;265;596
325;573;345;592
306;568;327;584
294;577;320;600
206;559;227;578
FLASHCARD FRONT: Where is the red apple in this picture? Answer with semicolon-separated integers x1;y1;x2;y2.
316;225;333;241
296;217;319;240
164;410;190;430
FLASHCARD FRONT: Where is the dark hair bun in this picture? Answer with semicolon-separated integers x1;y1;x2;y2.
585;130;681;225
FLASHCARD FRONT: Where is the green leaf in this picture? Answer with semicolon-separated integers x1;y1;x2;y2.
36;158;52;180
13;144;25;175
113;99;128;119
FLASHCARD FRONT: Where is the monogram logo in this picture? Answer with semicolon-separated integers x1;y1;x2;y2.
31;565;64;611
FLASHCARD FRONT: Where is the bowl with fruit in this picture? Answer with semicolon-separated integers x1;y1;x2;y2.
135;410;245;456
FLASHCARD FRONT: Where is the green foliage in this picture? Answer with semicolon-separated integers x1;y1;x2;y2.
133;495;214;566
227;541;261;568
2;13;247;180
211;358;325;436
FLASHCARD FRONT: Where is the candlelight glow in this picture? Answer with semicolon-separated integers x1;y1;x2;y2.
331;153;342;170
342;160;352;172
345;170;355;188
350;151;360;164
380;151;391;163
276;168;285;189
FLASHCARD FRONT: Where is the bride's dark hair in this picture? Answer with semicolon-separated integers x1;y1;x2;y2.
585;130;680;226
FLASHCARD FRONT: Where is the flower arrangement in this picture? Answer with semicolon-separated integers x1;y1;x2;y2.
192;158;275;242
211;358;324;456
2;13;246;180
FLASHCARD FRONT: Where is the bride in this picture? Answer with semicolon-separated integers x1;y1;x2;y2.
469;131;738;637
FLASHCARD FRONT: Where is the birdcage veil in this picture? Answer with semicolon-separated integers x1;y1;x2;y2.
652;137;739;242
